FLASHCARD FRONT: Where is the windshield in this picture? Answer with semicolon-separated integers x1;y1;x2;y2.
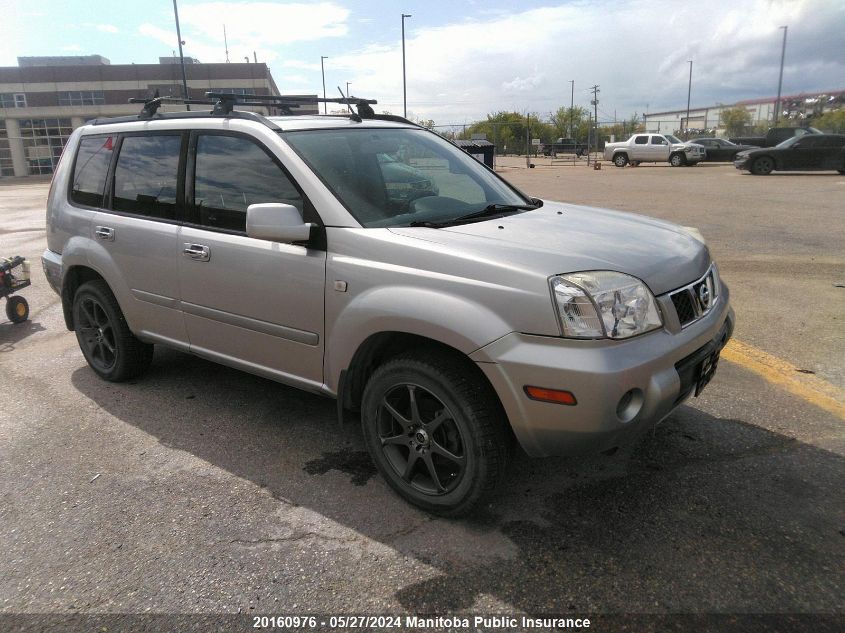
282;128;529;228
664;134;683;144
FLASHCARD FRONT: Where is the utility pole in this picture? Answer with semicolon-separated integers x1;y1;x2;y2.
774;25;788;124
346;81;351;97
223;24;229;63
401;14;412;118
568;80;574;138
685;60;693;139
590;85;600;161
320;56;328;114
172;0;190;110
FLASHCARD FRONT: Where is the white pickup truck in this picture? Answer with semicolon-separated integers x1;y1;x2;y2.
603;133;705;167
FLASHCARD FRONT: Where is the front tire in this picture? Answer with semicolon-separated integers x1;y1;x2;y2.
361;351;510;516
750;156;774;175
72;280;153;381
613;153;628;168
670;152;686;167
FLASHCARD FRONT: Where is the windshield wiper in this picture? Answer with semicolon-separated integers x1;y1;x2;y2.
409;203;538;228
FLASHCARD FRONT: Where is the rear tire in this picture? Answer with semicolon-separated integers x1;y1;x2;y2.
72;280;153;382
6;296;29;323
750;156;774;175
670;152;686;167
613;153;628;168
361;350;510;516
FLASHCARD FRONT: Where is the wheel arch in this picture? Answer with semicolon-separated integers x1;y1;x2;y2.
339;331;505;422
61;265;107;331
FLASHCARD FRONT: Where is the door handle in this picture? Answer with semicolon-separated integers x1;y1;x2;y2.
182;243;210;262
94;226;115;241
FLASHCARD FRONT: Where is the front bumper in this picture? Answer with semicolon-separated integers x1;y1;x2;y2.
472;287;734;457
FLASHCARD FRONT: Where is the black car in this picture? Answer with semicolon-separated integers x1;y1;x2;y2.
734;134;845;175
690;137;758;162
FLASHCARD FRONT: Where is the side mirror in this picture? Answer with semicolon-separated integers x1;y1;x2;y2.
246;203;313;243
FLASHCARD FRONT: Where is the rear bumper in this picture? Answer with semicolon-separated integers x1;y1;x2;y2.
41;249;63;295
472;288;734;457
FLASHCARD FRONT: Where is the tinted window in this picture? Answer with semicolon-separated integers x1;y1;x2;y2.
634;136;649;145
112;135;182;219
71;136;115;207
794;137;822;148
192;135;302;232
821;136;845;147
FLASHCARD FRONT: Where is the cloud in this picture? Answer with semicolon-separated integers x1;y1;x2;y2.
96;24;119;34
321;0;845;124
180;2;349;47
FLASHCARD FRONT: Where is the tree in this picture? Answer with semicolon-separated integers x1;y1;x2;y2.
550;106;588;140
720;106;753;137
811;109;845;133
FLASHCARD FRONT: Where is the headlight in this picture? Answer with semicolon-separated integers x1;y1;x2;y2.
550;271;663;339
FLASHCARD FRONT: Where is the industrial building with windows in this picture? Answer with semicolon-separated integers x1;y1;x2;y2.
0;55;310;178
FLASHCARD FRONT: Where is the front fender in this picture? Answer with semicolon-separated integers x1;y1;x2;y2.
323;285;513;393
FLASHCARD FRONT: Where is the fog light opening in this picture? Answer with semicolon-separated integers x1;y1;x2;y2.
617;388;644;423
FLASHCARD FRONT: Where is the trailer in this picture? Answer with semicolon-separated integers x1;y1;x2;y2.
1;255;31;323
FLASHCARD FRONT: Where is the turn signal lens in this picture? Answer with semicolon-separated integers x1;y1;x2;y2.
524;386;577;406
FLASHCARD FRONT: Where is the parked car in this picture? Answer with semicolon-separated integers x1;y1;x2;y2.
42;95;734;516
734;134;845;175
729;126;821;148
603;133;705;167
377;153;439;207
540;137;587;157
689;138;758;162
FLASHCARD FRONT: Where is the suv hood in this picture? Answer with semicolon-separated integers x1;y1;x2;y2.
390;201;710;296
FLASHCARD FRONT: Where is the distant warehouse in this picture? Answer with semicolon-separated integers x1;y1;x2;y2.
0;55;312;178
644;88;845;135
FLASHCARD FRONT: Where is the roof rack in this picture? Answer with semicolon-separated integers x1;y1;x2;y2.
89;91;418;131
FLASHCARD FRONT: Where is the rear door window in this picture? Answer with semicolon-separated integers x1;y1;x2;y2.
71;135;115;207
190;134;303;233
634;135;649;145
112;135;182;219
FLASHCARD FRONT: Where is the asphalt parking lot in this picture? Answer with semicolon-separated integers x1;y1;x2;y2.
1;163;843;631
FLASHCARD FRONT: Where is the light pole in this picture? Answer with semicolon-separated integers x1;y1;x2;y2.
172;0;190;110
320;56;328;114
346;81;351;97
401;13;412;118
685;60;693;139
774;25;788;124
569;80;574;138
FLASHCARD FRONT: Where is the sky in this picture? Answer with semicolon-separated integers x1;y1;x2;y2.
1;0;843;126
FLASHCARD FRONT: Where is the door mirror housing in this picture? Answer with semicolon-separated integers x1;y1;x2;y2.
246;203;314;243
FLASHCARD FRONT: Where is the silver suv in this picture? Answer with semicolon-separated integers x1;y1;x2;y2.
42;95;733;515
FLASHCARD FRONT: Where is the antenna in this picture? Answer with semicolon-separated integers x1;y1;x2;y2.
223;25;229;63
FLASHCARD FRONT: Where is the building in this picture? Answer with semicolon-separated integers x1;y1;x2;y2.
0;55;313;178
644;88;845;136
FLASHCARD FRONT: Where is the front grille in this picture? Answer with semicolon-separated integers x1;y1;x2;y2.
671;290;697;325
668;266;719;328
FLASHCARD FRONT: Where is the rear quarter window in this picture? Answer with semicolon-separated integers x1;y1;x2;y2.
70;135;115;207
112;135;182;219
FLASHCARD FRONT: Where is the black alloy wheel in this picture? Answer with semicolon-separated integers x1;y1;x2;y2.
361;351;509;516
72;280;153;381
751;156;775;175
377;382;466;496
